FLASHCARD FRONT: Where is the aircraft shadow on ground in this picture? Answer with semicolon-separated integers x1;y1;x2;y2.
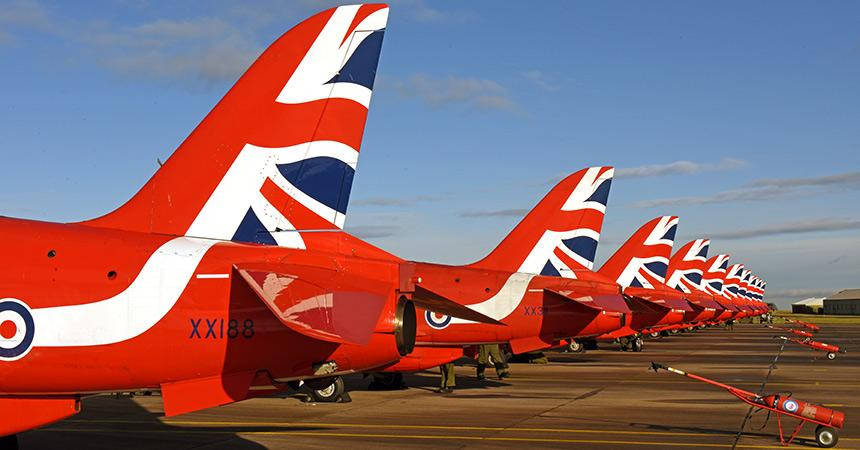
531;413;823;447
545;356;605;364
22;395;272;449
628;421;822;448
402;371;510;392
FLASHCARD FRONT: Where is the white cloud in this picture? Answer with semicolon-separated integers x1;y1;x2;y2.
344;224;399;239
460;208;528;218
0;0;51;29
616;158;747;179
522;70;561;92
632;168;860;208
707;218;860;240
85;17;261;84
388;73;517;111
0;28;12;45
631;185;787;208
353;195;443;207
387;0;474;23
750;171;860;189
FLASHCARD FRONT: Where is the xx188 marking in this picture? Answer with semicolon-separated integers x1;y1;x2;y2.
523;306;549;316
189;318;254;339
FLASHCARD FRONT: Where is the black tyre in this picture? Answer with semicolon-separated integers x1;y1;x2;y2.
568;340;584;353
309;376;345;403
0;435;18;450
827;352;837;360
815;425;838;448
649;332;660;339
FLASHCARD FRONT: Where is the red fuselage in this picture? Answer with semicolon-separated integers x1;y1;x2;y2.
408;263;628;356
0;217;409;395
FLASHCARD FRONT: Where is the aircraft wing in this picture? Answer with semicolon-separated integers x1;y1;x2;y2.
545;289;631;314
235;263;391;346
236;263;505;346
412;284;505;326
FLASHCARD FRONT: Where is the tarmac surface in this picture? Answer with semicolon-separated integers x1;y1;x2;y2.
20;323;860;449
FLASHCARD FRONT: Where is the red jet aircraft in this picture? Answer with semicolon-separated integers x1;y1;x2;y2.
0;4;511;441
384;167;631;368
700;254;743;321
301;167;633;395
665;239;727;326
593;216;693;350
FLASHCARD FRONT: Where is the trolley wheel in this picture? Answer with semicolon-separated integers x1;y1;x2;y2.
631;337;644;352
309;377;345;403
826;352;837;360
815;425;838;448
0;434;18;450
568;340;584;353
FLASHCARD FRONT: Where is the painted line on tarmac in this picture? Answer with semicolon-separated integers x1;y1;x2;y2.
499;377;860;387
70;419;719;437
70;419;857;442
44;427;843;449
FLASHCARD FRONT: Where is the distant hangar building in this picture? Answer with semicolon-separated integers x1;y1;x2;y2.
823;289;860;315
791;297;825;314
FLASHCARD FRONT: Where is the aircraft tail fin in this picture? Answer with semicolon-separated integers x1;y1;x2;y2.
469;167;614;277
665;239;710;293
702;254;731;296
82;4;389;250
722;263;745;299
598;216;678;289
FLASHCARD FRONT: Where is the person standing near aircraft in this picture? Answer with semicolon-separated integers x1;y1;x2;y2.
476;344;509;380
437;362;456;394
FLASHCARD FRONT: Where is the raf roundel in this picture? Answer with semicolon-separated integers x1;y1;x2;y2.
425;310;452;330
782;399;799;413
0;299;36;361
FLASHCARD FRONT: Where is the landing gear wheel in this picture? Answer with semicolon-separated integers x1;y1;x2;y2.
827;352;837;360
669;329;679;335
815;425;838;448
631;337;644;352
0;434;18;450
567;340;584;353
309;376;346;403
649;332;660;339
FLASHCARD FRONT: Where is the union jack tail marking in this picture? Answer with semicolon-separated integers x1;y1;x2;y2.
702;254;730;296
598;216;678;289
665;239;710;293
83;5;389;250
470;167;614;278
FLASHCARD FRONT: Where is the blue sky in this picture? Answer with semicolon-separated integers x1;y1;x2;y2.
1;1;858;308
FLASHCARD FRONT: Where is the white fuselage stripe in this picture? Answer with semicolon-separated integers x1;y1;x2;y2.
196;274;230;279
31;238;216;347
450;273;536;325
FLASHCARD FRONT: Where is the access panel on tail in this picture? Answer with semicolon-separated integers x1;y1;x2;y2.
82;4;389;249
